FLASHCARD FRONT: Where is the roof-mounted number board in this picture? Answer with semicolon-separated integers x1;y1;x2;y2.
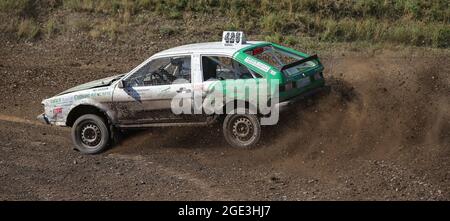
222;31;246;46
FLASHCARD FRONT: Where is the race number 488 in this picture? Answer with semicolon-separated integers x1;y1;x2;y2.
222;31;246;46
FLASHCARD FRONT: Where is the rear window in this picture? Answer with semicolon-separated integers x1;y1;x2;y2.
246;45;317;77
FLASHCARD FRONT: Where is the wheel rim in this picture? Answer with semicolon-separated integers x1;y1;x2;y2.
231;116;255;143
80;122;101;148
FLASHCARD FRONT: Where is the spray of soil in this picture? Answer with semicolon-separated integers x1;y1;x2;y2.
114;53;449;172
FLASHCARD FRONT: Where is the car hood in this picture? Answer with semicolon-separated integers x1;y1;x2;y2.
58;74;124;95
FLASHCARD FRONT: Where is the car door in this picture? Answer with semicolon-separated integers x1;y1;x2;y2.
112;55;194;126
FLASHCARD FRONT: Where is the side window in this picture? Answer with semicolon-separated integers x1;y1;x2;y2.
126;56;191;87
201;56;257;81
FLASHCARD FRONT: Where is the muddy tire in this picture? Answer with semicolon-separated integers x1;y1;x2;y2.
71;114;110;154
223;112;261;148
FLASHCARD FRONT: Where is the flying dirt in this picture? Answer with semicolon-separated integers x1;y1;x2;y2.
0;39;448;200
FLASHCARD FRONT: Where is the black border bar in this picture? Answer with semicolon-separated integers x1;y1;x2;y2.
0;201;448;219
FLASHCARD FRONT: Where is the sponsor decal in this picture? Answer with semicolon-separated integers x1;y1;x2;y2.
49;96;74;106
244;57;270;72
74;91;111;100
52;106;63;119
93;87;109;92
50;98;61;104
53;107;62;114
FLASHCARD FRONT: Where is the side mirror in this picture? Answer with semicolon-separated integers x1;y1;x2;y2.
117;80;125;88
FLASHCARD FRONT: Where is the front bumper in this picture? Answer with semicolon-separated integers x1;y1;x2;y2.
36;113;50;124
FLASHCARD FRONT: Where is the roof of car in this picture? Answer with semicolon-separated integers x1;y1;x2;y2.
152;41;269;57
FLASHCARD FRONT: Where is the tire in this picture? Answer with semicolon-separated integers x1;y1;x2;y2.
71;114;110;154
223;111;261;148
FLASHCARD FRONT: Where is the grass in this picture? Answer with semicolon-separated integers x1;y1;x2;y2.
45;18;59;38
62;0;137;15
70;17;92;32
17;19;40;40
433;28;450;48
168;10;182;20
0;0;32;14
159;25;179;37
87;20;123;40
100;20;122;40
1;0;449;48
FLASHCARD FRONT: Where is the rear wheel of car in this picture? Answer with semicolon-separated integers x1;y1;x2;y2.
223;112;261;148
71;114;110;154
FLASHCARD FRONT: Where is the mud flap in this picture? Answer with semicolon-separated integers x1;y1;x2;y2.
110;125;122;145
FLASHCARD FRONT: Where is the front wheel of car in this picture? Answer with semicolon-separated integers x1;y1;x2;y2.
71;114;110;154
223;113;261;148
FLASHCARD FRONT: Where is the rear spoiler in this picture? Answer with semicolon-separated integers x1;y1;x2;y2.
280;54;319;71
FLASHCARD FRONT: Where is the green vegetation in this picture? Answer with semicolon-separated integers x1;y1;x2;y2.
44;18;58;37
96;20;123;40
0;0;449;48
159;25;180;37
17;19;40;40
0;0;33;14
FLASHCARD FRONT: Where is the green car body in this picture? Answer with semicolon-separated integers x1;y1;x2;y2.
212;42;325;107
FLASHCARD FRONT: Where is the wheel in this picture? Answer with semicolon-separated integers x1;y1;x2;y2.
223;112;261;148
71;114;110;154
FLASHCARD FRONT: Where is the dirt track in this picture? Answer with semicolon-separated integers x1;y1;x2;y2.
0;39;449;200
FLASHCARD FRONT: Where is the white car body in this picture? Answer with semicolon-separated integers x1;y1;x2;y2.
38;41;266;127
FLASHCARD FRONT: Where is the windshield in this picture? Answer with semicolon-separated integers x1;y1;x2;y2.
246;45;317;76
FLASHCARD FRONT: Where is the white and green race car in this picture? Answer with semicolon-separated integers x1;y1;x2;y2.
38;32;325;154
